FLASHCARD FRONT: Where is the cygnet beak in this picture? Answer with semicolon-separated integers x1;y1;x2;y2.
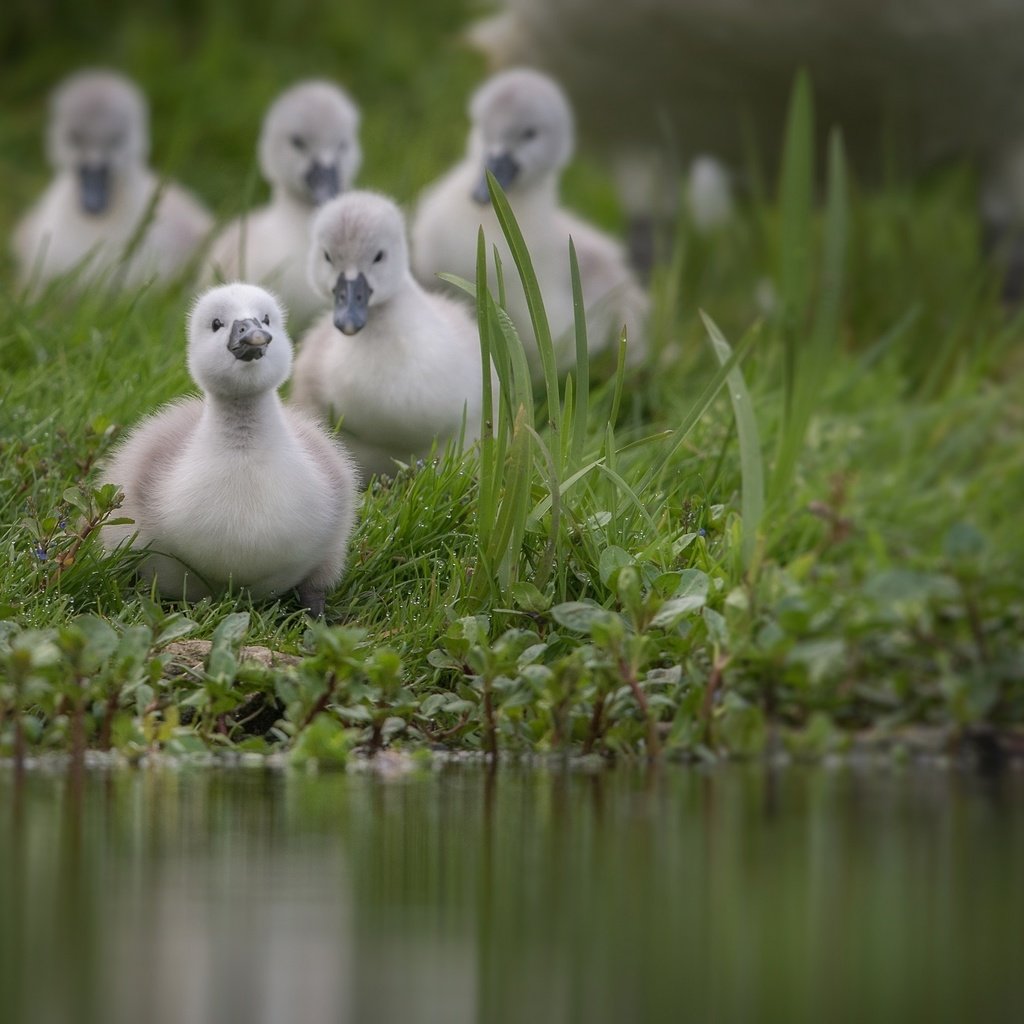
333;272;372;335
78;164;111;215
227;318;272;361
305;161;341;205
472;151;521;204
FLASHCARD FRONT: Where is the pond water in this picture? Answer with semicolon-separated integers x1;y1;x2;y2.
0;762;1021;1024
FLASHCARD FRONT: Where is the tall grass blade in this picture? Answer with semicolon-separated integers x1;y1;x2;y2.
486;171;562;431
702;312;764;570
568;238;590;471
771;124;849;500
474;230;497;550
777;70;815;427
647;327;760;482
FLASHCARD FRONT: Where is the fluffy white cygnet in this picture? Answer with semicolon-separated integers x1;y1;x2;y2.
411;68;648;378
12;69;213;293
291;191;488;480
202;80;362;328
101;283;359;616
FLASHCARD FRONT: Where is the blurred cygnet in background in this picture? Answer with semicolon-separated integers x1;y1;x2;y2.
203;80;362;327
13;68;212;293
412;68;648;378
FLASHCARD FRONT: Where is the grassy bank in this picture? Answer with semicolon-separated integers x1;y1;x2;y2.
2;2;1022;765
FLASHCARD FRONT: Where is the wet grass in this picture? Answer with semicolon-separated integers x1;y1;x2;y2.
1;1;1023;764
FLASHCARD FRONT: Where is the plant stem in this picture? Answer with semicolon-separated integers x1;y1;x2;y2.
583;692;606;755
297;671;339;733
13;706;25;778
619;655;660;760
70;674;86;769
701;653;731;744
482;675;498;760
98;687;119;751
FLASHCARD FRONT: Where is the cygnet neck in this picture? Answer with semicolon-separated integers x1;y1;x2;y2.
365;272;423;338
271;182;319;213
514;171;561;210
202;387;286;449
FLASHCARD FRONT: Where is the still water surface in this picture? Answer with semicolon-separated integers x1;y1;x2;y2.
1;762;1021;1024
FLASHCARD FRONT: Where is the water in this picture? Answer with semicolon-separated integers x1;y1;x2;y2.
1;762;1021;1024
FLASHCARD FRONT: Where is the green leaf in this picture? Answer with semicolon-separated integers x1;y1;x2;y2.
212;611;250;647
154;614;198;646
510;581;552;612
551;602;613;634
599;546;633;587
650;595;707;630
714;693;767;757
944;522;986;563
72;614;119;669
702;607;729;647
290;714;354;768
427;649;463;671
62;486;90;515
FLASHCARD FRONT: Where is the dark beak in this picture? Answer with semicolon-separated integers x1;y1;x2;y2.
472;152;521;205
78;164;110;215
305;161;340;205
333;272;372;335
227;318;272;361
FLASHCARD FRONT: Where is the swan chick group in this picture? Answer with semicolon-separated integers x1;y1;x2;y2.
292;191;488;480
102;283;359;616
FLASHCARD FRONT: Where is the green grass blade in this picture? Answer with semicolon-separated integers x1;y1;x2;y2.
474;229;497;547
486;170;562;431
594;463;659;533
568;238;590;472
702;312;765;570
772;125;849;501
523;423;561;589
647;326;761;482
777;69;815;426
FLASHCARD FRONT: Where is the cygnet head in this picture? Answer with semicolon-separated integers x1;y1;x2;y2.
187;284;292;399
46;69;149;216
467;68;574;204
259;80;361;207
309;191;410;336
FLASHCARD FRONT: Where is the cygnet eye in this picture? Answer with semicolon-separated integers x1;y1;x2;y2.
290;134;306;151
262;314;270;326
521;127;538;141
211;318;224;332
373;250;385;264
324;250;333;264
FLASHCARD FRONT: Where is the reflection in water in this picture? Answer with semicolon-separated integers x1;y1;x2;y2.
1;764;1022;1023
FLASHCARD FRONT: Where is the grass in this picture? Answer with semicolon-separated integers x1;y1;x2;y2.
1;0;1023;765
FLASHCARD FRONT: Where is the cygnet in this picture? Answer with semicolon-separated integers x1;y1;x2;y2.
202;80;362;327
291;191;488;480
101;283;359;616
411;68;648;378
12;69;213;293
